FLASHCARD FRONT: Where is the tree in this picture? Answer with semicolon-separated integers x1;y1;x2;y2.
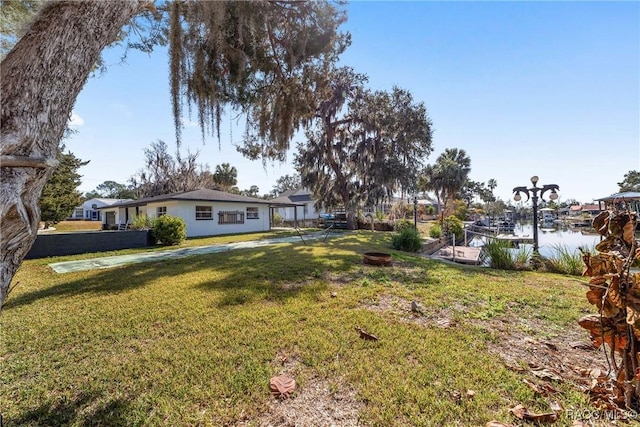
618;170;640;192
296;67;433;229
270;174;301;197
241;185;260;198
129;140;218;197
39;149;88;228
85;180;135;200
421;148;471;218
0;0;44;58
1;0;348;310
212;163;238;191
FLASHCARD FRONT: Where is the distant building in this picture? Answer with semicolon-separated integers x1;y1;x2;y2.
270;188;324;226
68;198;132;221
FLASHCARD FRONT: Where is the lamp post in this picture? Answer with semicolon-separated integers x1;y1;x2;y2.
512;176;559;254
413;196;418;231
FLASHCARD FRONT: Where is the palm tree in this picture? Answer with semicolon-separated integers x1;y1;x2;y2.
431;148;471;217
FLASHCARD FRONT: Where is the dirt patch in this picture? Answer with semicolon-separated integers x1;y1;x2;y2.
238;351;363;427
360;294;459;329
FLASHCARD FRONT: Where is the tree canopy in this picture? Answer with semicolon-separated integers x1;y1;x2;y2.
296;67;433;228
420;148;471;217
85;180;136;200
39;149;88;227
618;170;640;193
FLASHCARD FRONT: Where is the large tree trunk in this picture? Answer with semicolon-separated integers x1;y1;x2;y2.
0;1;143;312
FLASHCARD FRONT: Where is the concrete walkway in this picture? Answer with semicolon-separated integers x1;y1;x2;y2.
49;232;337;274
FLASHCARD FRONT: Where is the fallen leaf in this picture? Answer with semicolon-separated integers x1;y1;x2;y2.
486;422;514;427
466;389;476;399
269;375;296;399
510;404;527;420
355;327;378;341
531;367;563;382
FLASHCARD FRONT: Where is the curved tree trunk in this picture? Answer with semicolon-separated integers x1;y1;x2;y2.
0;1;143;312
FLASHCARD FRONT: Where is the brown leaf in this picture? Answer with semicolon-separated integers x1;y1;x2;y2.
466;389;476;399
269;375;296;399
486;422;515;427
596;236;617;253
510;404;527;419
531;367;563;382
592;211;609;236
623;220;635;245
586;288;604;308
607;275;625;308
355;327;378;341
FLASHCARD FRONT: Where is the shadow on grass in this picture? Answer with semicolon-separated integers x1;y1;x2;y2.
5;233;392;310
10;390;133;427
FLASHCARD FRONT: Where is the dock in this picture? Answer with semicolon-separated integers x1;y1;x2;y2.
432;245;483;265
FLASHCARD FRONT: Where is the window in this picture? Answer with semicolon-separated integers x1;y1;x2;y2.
218;210;244;225
303;204;309;215
246;207;259;219
74;207;83;218
156;206;167;217
196;205;213;220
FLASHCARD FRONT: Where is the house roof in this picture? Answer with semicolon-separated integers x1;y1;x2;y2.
270;187;310;205
99;188;272;209
582;204;600;211
595;191;640;202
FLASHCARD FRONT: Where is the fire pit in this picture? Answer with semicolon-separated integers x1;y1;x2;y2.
363;252;392;266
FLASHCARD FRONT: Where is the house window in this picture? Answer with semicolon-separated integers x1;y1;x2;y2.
246;207;259;219
218;210;244;225
196;205;213;220
74;207;84;218
156;206;167;217
304;204;309;215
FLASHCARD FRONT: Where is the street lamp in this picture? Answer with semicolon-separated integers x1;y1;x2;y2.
512;176;559;254
413;196;418;231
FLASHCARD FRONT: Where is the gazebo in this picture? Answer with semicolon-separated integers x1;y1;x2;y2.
595;192;640;229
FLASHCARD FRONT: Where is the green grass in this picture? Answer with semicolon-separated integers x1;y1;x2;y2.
1;232;598;426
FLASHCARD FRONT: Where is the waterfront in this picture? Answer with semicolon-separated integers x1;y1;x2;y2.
470;221;603;259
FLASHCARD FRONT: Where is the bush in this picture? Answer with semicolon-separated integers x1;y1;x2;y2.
444;216;464;239
483;240;531;270
152;215;186;245
429;223;442;239
393;219;414;233
273;212;283;226
391;228;422;252
130;214;152;230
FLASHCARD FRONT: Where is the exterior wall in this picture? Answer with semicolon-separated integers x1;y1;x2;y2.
26;230;153;259
102;200;270;237
143;200;269;237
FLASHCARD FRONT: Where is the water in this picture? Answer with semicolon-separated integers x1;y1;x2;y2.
470;221;602;258
513;222;601;258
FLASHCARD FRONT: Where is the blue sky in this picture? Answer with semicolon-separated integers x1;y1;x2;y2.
66;1;639;204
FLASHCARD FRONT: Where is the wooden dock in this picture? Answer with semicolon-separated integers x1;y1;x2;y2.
432;245;483;265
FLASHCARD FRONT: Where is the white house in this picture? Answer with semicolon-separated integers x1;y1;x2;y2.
99;189;273;237
270;188;324;226
68;198;133;221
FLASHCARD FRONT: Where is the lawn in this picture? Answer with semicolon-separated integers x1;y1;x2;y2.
1;231;607;426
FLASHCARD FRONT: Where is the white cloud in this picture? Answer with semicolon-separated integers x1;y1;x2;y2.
68;112;84;128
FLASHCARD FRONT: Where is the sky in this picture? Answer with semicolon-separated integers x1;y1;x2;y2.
65;1;640;204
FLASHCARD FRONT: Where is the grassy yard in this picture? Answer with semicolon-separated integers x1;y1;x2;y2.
45;220;103;232
1;231;606;426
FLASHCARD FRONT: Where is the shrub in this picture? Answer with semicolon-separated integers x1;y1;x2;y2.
444;216;464;239
152;215;186;245
543;243;587;276
130;214;152;230
273;212;283;226
483;240;531;270
391;228;422;252
393;219;414;233
429;223;442;239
